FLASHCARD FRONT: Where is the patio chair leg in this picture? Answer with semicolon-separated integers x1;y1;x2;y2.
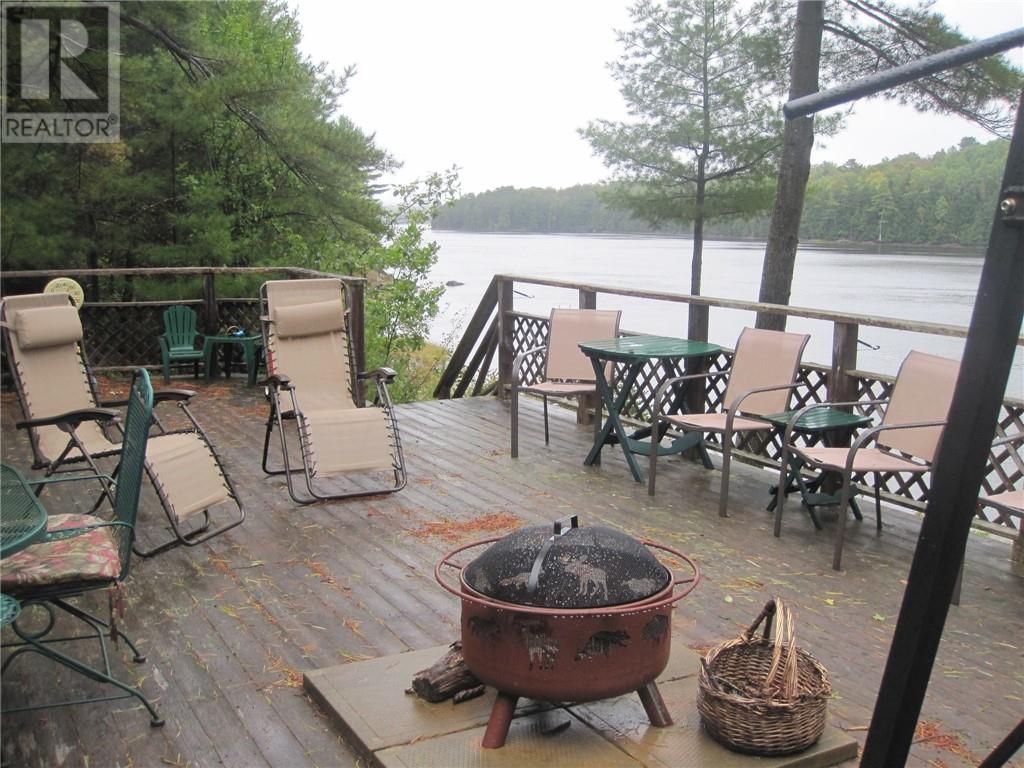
773;446;789;537
951;557;963;606
3;600;163;726
543;396;550;445
647;416;659;496
874;482;883;531
833;478;853;571
261;408;282;474
510;385;519;458
718;437;732;517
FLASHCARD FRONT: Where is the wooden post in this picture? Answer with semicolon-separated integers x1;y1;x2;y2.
497;277;515;401
202;271;219;335
829;321;859;404
348;280;367;406
577;289;598;424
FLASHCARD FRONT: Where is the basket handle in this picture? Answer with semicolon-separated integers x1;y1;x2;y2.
742;597;799;700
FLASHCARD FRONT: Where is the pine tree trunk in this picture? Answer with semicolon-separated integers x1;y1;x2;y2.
688;210;708;342
755;0;825;331
688;176;708;342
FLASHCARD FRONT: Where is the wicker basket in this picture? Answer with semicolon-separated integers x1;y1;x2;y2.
696;597;831;756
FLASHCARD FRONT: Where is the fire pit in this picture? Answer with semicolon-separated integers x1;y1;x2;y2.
435;515;700;748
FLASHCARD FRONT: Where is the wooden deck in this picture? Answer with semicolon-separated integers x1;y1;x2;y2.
1;378;1021;768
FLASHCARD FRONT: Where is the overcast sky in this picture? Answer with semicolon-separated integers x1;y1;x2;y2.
291;0;1024;195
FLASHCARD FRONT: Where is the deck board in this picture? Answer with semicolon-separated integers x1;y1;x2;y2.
2;381;1022;768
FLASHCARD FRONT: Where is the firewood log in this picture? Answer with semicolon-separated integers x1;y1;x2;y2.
410;641;482;703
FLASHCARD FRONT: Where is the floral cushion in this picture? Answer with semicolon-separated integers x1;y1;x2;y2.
0;513;121;591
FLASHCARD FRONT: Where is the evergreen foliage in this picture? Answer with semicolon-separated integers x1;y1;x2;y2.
579;0;790;337
432;137;1007;246
1;0;456;401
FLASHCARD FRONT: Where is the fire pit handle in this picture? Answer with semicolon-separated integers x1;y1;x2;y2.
436;538;700;615
525;515;579;595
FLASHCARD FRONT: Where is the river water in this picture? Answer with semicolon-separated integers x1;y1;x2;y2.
427;231;1023;399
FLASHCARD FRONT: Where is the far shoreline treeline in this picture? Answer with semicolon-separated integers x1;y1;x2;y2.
432;137;1007;247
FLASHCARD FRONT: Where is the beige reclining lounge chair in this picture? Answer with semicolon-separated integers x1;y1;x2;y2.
260;278;406;504
0;293;245;557
510;308;622;458
648;327;810;517
774;350;960;571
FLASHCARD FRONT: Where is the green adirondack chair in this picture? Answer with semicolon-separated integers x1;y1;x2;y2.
158;305;205;383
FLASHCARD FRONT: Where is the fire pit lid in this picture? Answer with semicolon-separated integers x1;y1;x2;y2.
462;516;670;608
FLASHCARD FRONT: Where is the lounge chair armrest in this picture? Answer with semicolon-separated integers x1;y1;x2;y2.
728;381;799;414
512;346;547;387
98;397;130;407
267;373;293;390
358;367;397;383
153;388;197;403
26;472;113;490
779;399;887;447
725;382;805;428
16;407;119;431
842;418;948;473
651;371;715;418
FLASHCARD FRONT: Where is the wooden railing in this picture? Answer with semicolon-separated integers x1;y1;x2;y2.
437;274;1024;533
0;267;367;379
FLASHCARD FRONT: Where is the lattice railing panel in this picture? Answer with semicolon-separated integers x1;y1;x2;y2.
512;315;549;387
82;304;182;369
979;403;1024;529
505;315;1023;532
217;300;262;335
79;299;257;370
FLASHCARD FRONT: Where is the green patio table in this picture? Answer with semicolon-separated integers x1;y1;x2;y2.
203;333;263;386
1;463;50;627
763;407;873;530
1;463;48;560
579;335;721;483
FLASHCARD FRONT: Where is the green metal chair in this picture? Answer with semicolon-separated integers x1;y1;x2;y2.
158;304;205;383
0;369;164;726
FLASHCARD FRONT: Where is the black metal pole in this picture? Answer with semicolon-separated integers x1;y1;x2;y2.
860;94;1024;766
978;718;1024;768
784;28;1024;119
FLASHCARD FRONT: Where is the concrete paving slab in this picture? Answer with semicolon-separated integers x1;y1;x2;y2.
377;709;640;768
572;675;859;768
304;646;547;757
306;642;858;768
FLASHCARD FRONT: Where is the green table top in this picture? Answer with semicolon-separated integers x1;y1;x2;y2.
579;335;721;363
1;463;48;559
205;334;261;343
764;407;872;433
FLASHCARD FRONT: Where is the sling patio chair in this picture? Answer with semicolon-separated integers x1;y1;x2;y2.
647;327;810;517
158;304;205;383
510;308;622;458
0;292;245;557
979;433;1023;528
774;350;960;571
260;278;407;504
1;369;163;726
